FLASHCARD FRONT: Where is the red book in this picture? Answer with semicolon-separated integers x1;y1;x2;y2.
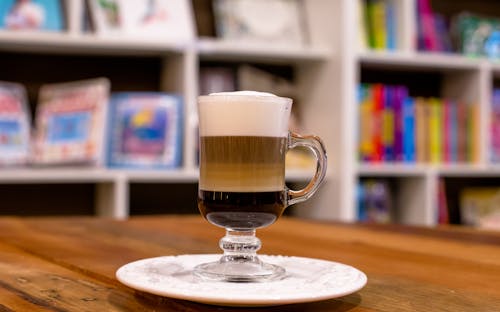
372;84;384;162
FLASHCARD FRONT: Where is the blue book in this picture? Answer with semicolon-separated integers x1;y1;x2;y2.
402;97;416;162
0;0;64;31
385;1;396;50
106;92;183;169
357;182;367;221
0;81;31;166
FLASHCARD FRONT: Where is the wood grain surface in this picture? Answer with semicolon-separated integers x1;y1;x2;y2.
0;215;498;311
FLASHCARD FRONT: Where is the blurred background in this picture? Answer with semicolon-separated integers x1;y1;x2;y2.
0;0;500;231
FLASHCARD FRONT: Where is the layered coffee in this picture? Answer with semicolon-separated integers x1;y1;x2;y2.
197;92;291;230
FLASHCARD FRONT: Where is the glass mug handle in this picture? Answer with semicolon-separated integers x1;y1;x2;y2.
286;131;328;207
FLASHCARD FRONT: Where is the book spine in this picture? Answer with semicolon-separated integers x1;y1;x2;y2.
449;100;457;162
468;104;479;163
393;86;406;161
442;99;450;163
385;1;396;50
369;0;387;50
417;98;430;162
358;0;369;50
372;84;384;162
359;84;374;161
357;181;367;221
428;98;442;163
402;96;416;162
382;85;395;161
437;178;449;224
457;101;467;163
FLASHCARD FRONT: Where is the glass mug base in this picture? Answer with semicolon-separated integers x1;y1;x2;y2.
193;229;286;282
193;257;286;282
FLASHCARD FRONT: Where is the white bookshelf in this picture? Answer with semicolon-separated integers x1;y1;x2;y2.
6;0;499;226
0;0;338;220
339;0;500;226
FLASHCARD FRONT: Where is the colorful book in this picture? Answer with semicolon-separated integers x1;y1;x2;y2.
107;92;183;169
402;96;415;162
32;78;110;165
0;0;64;31
428;98;442;163
357;0;369;50
366;0;387;50
358;179;393;223
442;100;451;163
415;98;428;163
357;83;477;165
456;101;468;163
385;0;396;50
437;179;449;224
0;81;31;166
467;104;479;163
394;86;408;161
358;84;374;161
449;101;458;162
382;85;394;161
371;84;384;162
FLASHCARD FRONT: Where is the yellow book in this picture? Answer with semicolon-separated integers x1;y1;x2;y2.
428;98;442;163
359;84;374;161
367;0;387;50
415;98;428;163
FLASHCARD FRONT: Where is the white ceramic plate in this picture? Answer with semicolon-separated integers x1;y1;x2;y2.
116;254;367;307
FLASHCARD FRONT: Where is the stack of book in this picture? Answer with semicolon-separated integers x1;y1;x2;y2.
358;83;478;163
357;179;393;223
358;0;397;51
416;0;452;53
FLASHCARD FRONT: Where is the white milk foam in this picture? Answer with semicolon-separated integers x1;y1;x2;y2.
198;91;292;137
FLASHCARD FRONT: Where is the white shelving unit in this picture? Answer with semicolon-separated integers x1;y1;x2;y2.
338;0;500;226
0;1;340;219
7;0;498;226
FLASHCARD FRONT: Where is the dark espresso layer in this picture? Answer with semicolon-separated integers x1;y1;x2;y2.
198;190;286;229
199;136;286;192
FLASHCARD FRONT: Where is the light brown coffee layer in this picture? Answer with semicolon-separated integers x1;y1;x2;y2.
199;136;286;192
199;163;285;192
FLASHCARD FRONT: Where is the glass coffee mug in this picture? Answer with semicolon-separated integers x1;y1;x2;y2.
194;91;327;282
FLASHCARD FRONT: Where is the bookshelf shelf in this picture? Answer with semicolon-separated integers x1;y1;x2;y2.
0;168;313;184
357;50;483;71
0;31;187;55
0;168;116;183
197;38;332;63
357;163;431;176
0;31;187;56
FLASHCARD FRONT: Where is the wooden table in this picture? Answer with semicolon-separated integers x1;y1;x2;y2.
0;215;499;311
